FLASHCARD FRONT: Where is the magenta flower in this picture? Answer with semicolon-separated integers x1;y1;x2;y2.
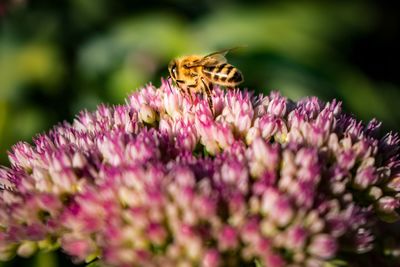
0;79;399;266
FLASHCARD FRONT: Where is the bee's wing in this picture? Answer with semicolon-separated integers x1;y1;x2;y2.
186;47;244;67
201;49;230;66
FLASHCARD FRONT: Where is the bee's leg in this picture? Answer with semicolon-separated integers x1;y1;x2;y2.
187;85;195;104
201;79;214;115
167;76;174;93
206;87;214;115
176;84;190;104
175;83;185;95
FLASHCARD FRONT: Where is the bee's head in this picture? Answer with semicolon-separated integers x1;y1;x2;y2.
168;59;178;81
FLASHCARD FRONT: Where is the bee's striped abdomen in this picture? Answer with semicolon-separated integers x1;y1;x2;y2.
203;63;243;86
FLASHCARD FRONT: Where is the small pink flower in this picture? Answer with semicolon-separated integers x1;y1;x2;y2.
202;249;220;267
308;234;337;259
218;226;238;251
61;235;96;262
267;93;287;117
261;188;293;227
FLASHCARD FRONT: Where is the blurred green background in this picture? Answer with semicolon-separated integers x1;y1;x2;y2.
0;0;399;266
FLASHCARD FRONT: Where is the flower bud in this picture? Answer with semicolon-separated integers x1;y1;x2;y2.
308;234;337;259
267;95;287;117
139;104;156;124
17;241;37;258
202;249;220;267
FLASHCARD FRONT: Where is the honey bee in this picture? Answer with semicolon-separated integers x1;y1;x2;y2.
168;48;244;113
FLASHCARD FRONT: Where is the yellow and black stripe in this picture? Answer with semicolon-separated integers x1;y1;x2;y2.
203;63;243;85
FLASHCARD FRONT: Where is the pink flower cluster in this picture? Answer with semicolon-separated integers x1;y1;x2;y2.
0;80;399;266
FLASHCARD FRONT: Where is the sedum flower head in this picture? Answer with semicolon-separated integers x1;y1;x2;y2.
1;79;400;266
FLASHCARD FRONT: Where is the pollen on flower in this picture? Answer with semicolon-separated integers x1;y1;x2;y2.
0;79;399;267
